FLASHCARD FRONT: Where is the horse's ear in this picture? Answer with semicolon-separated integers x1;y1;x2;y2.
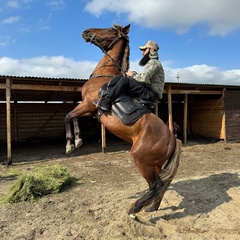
113;24;130;34
113;24;122;29
123;24;130;34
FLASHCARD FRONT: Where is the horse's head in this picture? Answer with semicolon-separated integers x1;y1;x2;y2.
82;24;130;51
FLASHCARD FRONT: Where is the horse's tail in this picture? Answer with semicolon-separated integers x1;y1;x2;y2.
160;139;181;182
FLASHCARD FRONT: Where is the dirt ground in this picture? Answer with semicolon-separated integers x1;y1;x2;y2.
0;136;240;240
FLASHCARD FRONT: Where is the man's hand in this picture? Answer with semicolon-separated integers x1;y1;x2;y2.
126;70;134;77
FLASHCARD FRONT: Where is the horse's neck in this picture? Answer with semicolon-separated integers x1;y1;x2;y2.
93;39;128;76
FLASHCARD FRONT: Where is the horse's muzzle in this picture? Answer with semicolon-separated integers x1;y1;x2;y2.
82;30;94;43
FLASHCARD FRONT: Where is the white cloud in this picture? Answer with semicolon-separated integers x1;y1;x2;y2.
0;36;15;46
0;56;96;79
45;0;65;11
7;1;20;9
164;64;240;85
6;0;32;9
1;16;21;24
0;56;239;85
84;0;240;36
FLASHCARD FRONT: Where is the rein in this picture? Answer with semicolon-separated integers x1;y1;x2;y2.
89;74;118;79
89;32;129;78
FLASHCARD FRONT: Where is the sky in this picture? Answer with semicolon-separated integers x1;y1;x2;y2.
0;0;240;85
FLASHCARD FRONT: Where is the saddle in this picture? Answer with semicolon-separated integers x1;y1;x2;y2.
98;86;155;125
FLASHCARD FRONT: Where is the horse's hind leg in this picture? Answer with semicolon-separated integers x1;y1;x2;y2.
145;140;181;212
128;167;164;214
144;179;172;212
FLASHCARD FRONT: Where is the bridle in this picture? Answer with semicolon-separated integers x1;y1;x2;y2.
89;30;129;79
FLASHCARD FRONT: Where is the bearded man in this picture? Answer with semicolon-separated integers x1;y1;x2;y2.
93;40;165;111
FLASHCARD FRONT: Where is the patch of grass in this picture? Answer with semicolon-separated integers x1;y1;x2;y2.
1;164;77;204
0;167;22;178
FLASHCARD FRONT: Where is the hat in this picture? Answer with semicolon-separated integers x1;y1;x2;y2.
139;40;159;51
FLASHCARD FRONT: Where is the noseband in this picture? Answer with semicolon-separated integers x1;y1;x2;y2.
89;30;129;78
90;31;128;53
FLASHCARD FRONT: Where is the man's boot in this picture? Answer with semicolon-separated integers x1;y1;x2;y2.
93;96;112;111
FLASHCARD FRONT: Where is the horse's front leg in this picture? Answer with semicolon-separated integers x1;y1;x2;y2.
65;113;75;154
64;99;96;154
64;115;83;154
73;118;83;148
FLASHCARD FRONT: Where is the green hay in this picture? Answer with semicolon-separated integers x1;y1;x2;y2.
0;167;22;178
2;165;74;204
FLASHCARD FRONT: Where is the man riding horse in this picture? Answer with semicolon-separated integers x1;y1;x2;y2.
93;40;165;111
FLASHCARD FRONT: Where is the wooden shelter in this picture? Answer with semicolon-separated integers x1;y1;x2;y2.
160;82;240;143
1;75;240;164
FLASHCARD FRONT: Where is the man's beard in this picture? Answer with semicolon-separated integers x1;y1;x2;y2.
139;53;150;66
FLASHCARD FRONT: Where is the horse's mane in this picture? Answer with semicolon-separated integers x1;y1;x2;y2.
121;42;130;73
113;24;130;74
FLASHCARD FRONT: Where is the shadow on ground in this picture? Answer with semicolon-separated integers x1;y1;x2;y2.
160;172;240;220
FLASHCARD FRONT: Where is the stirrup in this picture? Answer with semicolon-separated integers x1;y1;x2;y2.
92;99;111;111
139;99;156;109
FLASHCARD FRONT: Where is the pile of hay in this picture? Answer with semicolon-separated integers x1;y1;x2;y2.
3;165;74;203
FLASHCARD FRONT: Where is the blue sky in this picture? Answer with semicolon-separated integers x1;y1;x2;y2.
0;0;240;85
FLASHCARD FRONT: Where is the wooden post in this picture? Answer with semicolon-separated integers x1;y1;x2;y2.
14;103;18;142
101;124;106;153
5;78;12;165
183;94;188;144
222;88;226;142
167;86;173;132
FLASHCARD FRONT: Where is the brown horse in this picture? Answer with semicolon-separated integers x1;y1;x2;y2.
65;24;181;214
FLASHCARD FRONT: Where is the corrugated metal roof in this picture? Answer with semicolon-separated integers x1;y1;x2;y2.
165;81;240;88
0;75;88;81
1;75;240;102
1;75;239;88
0;75;86;102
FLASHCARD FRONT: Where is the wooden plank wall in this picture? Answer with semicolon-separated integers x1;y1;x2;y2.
0;104;7;142
0;103;82;142
190;97;225;139
224;91;240;142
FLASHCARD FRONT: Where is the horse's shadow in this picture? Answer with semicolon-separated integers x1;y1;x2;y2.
154;172;240;221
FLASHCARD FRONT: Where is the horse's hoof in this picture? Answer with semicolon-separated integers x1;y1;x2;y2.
75;139;83;148
66;144;75;154
129;213;136;219
128;205;138;215
142;207;154;213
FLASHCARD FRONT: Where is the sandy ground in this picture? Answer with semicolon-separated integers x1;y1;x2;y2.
0;137;240;240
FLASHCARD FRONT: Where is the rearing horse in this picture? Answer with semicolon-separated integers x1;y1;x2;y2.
65;24;181;214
